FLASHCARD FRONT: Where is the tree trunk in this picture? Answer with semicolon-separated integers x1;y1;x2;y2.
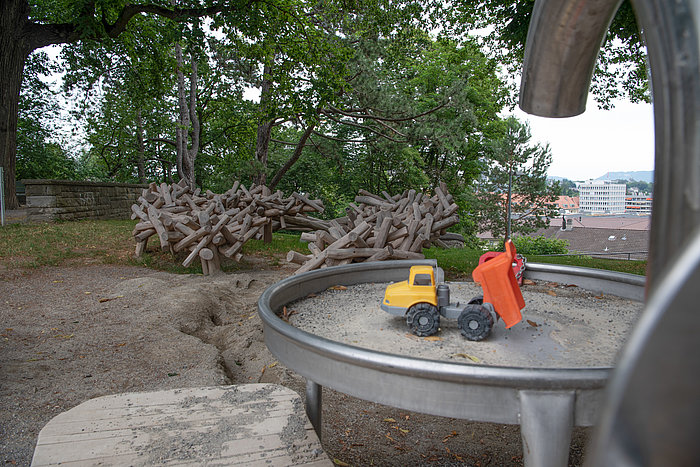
175;42;198;190
254;62;274;185
135;108;147;183
175;41;189;185
185;57;199;188
1;0;31;209
268;123;315;190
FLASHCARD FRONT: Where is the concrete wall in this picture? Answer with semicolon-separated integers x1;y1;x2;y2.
23;179;148;222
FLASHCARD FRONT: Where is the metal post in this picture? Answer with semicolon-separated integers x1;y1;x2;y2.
519;390;575;467
305;379;322;441
0;167;5;226
506;166;513;241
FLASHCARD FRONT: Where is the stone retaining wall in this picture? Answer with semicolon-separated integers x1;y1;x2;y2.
23;179;148;222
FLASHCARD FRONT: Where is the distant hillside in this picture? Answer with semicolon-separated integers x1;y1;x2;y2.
596;171;654;182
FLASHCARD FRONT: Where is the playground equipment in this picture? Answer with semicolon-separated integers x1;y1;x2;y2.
519;0;700;464
478;248;526;285
259;1;700;464
258;260;645;467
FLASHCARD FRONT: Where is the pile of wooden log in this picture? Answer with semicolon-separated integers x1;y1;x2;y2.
287;184;460;274
130;179;324;275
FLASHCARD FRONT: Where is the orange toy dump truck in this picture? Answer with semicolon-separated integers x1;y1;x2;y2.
381;240;525;341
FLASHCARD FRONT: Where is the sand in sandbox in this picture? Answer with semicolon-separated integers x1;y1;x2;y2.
286;281;643;368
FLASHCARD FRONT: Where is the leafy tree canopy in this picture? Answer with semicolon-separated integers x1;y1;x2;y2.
16;51;76;180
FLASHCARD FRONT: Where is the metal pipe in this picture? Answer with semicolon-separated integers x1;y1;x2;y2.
519;0;624;117
630;0;700;290
520;390;575;467
305;380;322;441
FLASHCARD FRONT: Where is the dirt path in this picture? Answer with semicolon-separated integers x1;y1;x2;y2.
0;263;591;466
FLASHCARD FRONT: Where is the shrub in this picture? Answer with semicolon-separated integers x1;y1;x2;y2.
511;235;569;255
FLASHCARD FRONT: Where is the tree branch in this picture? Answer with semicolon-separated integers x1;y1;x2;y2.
271;138;305;146
26;1;235;50
146;137;177;147
269;123;315;190
311;130;372;144
326;100;450;123
319;111;406;143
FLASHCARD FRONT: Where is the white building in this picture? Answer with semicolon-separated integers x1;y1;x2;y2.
577;180;626;214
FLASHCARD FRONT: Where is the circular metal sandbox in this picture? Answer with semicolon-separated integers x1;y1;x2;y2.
257;260;645;467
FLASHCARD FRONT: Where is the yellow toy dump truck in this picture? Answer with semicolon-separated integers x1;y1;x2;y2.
381;240;526;341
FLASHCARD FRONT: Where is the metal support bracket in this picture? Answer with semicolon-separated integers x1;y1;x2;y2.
305;379;322;441
519;390;576;467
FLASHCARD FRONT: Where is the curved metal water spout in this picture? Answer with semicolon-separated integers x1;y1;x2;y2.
519;0;623;118
520;0;700;465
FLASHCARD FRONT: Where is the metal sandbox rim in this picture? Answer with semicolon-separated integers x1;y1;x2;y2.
258;260;645;391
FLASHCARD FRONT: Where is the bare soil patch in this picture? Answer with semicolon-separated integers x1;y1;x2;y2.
1;262;593;466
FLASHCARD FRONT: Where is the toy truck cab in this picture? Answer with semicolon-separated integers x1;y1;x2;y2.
381;265;439;314
381;265;444;336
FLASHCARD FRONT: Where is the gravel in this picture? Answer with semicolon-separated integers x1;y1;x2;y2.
0;262;641;466
287;280;642;368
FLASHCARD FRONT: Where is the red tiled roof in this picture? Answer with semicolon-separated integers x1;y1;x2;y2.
554;196;579;209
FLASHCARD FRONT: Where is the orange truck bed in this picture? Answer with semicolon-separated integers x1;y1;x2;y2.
471;240;525;328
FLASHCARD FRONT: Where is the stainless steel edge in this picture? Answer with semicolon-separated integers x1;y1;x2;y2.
587;228;700;464
257;261;644;426
523;263;646;301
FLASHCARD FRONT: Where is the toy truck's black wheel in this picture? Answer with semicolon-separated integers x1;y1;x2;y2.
406;303;440;337
468;295;483;305
458;305;494;341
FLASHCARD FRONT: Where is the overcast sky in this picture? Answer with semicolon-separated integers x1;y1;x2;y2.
510;97;655;182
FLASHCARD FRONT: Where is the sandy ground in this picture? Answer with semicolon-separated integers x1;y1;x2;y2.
288;281;642;368
0;261;639;466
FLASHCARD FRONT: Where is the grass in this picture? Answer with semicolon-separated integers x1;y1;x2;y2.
425;246;647;279
0;220;306;275
522;254;647;276
1;220;647;278
424;247;484;280
0;220;137;269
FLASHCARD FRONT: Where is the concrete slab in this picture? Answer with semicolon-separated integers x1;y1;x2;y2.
31;384;330;466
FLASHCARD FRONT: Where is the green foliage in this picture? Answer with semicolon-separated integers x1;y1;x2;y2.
16;51;76;181
0;219;646;278
16;126;76;180
425;243;645;278
524;254;647;276
17;0;509;221
243;232;306;256
621;179;653;195
557;178;577;197
424;246;485;279
465;117;560;239
511;235;568;255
